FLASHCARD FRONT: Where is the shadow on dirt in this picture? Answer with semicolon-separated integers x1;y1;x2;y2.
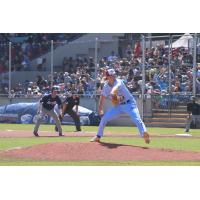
99;142;149;150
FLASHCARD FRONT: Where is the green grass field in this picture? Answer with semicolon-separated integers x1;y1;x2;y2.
0;124;200;166
1;123;200;136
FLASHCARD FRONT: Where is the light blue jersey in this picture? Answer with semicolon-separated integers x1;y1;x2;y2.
97;78;147;138
102;79;136;104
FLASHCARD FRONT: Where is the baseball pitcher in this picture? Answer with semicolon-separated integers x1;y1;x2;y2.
90;68;150;144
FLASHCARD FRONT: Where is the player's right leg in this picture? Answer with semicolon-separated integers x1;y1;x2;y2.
33;112;45;137
185;116;192;132
50;110;63;136
90;107;122;142
124;104;150;144
55;113;64;132
68;110;81;131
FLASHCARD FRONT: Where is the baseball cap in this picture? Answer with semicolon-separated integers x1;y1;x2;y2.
51;86;60;92
190;96;196;101
106;68;116;77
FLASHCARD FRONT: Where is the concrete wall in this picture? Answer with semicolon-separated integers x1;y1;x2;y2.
1;71;51;86
30;33;124;70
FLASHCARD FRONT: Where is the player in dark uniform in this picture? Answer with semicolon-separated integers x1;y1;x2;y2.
33;86;64;137
55;92;81;132
185;96;200;132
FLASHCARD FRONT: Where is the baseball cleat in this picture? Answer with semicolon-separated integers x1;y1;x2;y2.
90;135;101;142
33;132;39;137
143;132;150;144
59;133;64;137
75;129;82;132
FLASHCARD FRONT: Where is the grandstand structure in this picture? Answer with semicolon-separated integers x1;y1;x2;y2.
0;33;200;127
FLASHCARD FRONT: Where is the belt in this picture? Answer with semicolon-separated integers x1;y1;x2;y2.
120;100;131;105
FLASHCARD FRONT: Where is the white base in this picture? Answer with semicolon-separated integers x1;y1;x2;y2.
176;133;192;137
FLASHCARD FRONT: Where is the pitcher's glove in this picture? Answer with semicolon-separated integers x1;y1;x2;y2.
111;93;120;105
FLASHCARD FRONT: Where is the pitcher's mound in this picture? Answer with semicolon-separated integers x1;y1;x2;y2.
1;142;200;161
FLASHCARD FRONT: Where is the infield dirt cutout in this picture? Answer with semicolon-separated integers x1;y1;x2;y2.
0;130;200;161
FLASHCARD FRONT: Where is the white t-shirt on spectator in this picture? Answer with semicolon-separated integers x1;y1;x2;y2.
197;69;200;78
37;57;43;65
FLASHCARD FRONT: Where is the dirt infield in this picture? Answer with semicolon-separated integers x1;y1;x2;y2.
1;142;200;161
0;130;200;161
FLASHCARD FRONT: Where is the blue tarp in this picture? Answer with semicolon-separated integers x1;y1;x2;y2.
0;102;100;125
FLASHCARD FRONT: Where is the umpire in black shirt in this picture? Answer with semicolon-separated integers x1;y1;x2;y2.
185;96;200;132
55;91;81;132
33;86;63;137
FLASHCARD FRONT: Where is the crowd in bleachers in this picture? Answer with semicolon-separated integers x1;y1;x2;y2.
1;35;200;98
0;33;84;73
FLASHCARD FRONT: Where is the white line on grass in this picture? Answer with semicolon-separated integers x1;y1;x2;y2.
5;147;23;151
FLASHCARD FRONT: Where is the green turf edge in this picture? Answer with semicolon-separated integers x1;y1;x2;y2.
0;157;200;166
1;124;200;136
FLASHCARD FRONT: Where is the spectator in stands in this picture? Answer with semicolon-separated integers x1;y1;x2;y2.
68;57;74;73
25;87;33;98
0;60;5;73
172;81;182;92
21;54;31;71
134;41;141;58
197;64;200;79
62;57;69;72
196;77;200;94
197;45;200;63
36;57;44;71
1;33;200;99
125;44;133;60
107;51;118;62
76;82;84;95
88;57;95;74
64;72;72;85
171;54;181;68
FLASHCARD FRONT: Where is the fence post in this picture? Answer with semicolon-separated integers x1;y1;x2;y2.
94;37;98;112
8;42;12;99
168;35;172;94
51;40;54;88
168;35;172;117
141;35;146;120
148;33;152;48
193;33;197;96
